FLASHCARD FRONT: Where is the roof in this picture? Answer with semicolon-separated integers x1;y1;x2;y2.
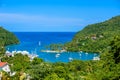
0;62;7;67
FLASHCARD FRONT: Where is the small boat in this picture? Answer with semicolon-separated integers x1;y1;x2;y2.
85;52;88;55
7;48;9;50
55;53;60;58
93;57;100;60
69;57;73;61
38;41;41;46
29;54;39;61
79;53;82;56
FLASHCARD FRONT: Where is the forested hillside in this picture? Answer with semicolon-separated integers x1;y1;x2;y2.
0;27;19;46
0;17;120;80
0;27;19;55
65;15;120;52
2;35;120;80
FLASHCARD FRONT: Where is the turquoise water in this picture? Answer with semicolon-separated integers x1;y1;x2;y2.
6;32;98;62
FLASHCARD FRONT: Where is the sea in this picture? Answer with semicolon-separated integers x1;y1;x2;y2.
6;32;99;62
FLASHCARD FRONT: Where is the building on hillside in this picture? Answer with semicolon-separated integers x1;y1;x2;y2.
0;62;10;73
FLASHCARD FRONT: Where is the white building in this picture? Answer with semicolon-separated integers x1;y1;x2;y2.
0;62;10;73
93;57;100;60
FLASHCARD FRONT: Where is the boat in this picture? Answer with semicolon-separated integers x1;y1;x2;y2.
79;53;82;56
93;57;100;60
29;54;39;61
85;52;88;55
69;57;73;61
55;53;60;58
38;41;41;46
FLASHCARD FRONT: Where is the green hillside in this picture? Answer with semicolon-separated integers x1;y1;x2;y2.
65;15;120;53
0;27;19;46
0;27;19;55
2;35;120;80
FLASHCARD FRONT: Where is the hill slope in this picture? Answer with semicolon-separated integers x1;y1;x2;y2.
65;15;120;53
0;27;19;46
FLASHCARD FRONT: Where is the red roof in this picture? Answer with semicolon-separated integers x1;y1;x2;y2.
0;62;7;67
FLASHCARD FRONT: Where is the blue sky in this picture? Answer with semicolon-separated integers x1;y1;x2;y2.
0;0;120;32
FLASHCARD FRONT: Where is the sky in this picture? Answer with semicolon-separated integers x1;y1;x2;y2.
0;0;120;32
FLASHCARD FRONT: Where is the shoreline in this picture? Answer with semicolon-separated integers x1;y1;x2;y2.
41;49;67;53
5;50;38;61
41;49;99;54
5;50;100;62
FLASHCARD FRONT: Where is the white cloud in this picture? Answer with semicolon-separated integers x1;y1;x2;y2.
0;13;85;32
0;13;83;26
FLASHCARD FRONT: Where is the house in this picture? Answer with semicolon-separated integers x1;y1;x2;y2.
5;51;14;57
91;36;97;40
91;34;97;40
0;62;10;73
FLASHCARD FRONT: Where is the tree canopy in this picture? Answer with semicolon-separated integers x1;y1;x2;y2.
0;27;19;56
65;15;120;53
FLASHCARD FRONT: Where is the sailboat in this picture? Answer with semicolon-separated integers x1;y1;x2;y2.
30;48;38;61
55;53;60;58
38;41;41;46
7;48;9;51
69;57;73;61
69;53;73;61
79;53;82;56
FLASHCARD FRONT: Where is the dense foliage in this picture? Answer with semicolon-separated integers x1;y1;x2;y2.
1;35;119;80
45;44;64;50
0;27;19;46
0;27;19;56
1;35;120;80
0;16;120;80
65;15;120;52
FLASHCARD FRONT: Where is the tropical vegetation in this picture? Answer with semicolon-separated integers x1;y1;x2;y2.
65;15;120;53
0;15;120;80
0;26;19;56
1;36;120;80
0;27;19;46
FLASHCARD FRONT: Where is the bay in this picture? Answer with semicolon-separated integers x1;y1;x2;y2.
6;32;98;62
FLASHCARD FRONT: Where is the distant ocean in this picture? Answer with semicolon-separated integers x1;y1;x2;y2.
6;32;98;62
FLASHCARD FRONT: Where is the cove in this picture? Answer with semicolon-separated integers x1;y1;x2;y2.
6;32;99;62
